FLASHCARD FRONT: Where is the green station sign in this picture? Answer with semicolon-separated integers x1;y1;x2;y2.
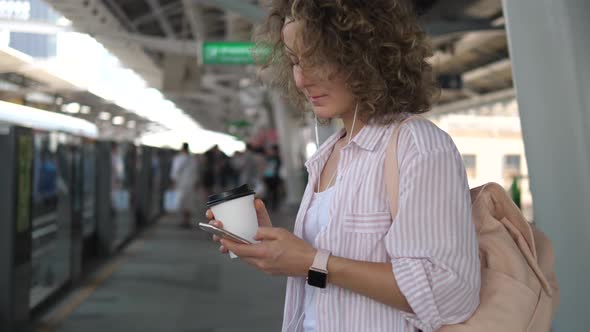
202;42;270;65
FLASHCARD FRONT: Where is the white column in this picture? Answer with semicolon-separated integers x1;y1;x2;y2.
269;91;305;206
503;1;590;330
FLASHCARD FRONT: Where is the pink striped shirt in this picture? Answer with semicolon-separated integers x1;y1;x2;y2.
282;117;481;332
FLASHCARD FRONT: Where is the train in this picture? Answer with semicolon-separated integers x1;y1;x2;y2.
0;100;176;331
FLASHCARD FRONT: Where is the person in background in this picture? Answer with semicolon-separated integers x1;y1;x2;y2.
231;150;245;187
219;150;234;190
111;142;124;191
201;145;220;198
170;142;199;228
263;144;282;211
240;144;264;191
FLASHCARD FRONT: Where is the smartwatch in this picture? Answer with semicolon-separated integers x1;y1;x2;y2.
307;249;331;288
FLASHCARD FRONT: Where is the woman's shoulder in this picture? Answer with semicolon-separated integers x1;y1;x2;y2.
396;115;458;157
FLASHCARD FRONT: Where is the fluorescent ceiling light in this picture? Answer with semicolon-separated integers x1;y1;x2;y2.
57;17;71;27
98;111;111;120
63;102;80;114
54;31;203;135
26;92;54;104
112;116;125;125
80;105;91;114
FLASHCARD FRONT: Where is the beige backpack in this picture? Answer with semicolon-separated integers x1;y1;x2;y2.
384;117;560;331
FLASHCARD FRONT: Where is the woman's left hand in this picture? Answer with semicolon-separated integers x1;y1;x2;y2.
221;227;316;277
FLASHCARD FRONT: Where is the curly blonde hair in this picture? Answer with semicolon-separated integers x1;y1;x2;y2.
255;0;438;124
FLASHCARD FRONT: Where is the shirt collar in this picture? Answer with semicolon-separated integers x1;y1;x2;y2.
304;123;391;170
304;127;345;170
349;123;390;152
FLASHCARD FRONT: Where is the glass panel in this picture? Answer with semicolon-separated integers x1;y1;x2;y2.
150;150;162;219
82;143;96;238
504;154;521;170
30;132;72;308
462;154;477;179
503;154;522;181
111;143;134;248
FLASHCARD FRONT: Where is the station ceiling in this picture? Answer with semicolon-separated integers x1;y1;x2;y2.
43;0;513;135
0;45;158;140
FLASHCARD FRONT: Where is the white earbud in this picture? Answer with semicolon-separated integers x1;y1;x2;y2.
315;114;321;193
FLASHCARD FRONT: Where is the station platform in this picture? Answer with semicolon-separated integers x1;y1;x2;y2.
34;207;298;332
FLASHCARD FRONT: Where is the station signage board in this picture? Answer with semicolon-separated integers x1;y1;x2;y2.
202;42;270;65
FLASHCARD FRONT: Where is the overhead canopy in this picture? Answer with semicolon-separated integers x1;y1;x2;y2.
0;45;162;140
0;45;80;92
41;0;512;134
0;100;98;138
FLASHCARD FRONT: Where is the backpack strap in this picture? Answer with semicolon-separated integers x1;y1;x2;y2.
384;116;418;220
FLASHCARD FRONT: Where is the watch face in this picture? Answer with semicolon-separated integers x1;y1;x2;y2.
307;269;327;288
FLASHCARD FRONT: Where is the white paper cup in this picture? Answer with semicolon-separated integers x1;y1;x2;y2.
207;185;258;259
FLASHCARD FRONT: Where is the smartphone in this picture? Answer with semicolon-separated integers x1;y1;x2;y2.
197;222;252;245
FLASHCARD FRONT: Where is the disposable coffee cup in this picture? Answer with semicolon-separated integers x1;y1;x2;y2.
207;184;258;259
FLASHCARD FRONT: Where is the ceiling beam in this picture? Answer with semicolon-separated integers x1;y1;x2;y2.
0;19;196;55
182;0;206;43
201;79;236;99
422;18;503;37
102;0;138;32
144;0;176;38
202;73;243;82
463;58;512;84
0;18;67;34
97;32;198;55
431;88;515;115
131;2;180;27
429;30;507;72
171;92;223;105
192;0;264;23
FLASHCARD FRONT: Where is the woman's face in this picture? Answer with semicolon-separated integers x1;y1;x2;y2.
282;20;355;120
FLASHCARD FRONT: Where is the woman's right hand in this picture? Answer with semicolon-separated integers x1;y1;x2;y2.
206;198;273;254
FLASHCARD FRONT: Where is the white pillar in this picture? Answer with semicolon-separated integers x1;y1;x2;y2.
502;1;590;330
269;91;305;206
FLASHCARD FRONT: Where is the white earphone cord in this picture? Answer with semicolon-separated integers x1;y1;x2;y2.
315;103;358;193
287;103;358;331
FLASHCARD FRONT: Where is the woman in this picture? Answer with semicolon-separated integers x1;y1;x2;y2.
207;1;480;331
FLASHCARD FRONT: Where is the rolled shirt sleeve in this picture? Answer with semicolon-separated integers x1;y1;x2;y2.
385;125;481;332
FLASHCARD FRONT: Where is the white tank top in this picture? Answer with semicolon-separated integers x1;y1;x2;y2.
302;186;336;332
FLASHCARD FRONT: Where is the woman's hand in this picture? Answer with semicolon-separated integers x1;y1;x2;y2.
206;198;273;254
207;198;316;277
222;227;316;277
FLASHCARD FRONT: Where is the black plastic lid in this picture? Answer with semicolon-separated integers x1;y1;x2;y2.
206;184;256;208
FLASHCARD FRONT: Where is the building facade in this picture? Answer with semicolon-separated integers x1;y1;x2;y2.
433;104;534;220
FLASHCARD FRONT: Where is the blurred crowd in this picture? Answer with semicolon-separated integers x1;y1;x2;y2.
170;143;284;227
